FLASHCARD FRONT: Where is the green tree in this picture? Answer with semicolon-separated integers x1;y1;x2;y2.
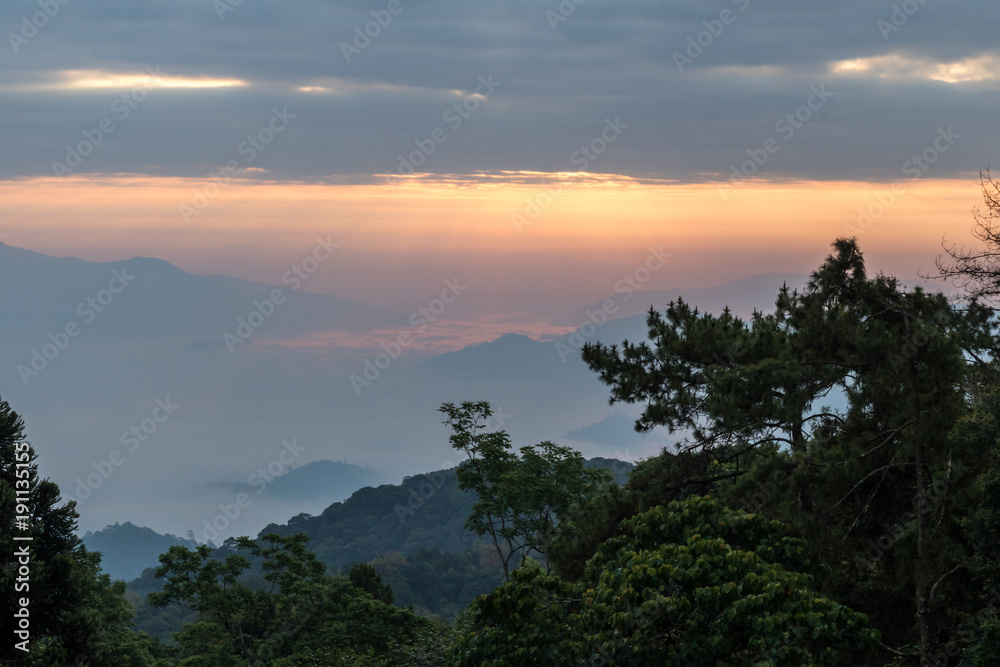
957;620;1000;667
440;401;611;580
1;396;159;666
350;562;395;604
581;239;998;665
548;446;752;581
452;496;879;666
150;533;442;665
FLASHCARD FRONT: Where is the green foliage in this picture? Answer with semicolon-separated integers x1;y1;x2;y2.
251;466;508;621
371;547;504;620
453;497;879;666
548;447;754;581
546;483;637;582
957;620;1000;666
351;561;395;604
581;238;1000;663
261;468;482;570
440;400;612;579
128;566;199;643
149;532;445;665
0;396;160;666
962;385;1000;589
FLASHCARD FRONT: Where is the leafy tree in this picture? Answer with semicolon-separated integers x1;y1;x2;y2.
452;496;880;666
350;562;395;604
0;396;160;666
260;467;484;572
150;540;270;664
373;546;505;620
580;239;998;664
440;401;611;580
957;620;1000;667
150;533;442;665
963;385;1000;591
548;447;751;581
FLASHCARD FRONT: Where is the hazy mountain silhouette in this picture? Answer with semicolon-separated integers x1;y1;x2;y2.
423;332;593;380
0;243;806;541
210;459;384;503
567;412;672;449
83;522;199;582
0;242;405;342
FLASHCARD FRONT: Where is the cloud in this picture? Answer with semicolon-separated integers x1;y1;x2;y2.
830;52;1000;84
2;68;247;92
1;0;998;182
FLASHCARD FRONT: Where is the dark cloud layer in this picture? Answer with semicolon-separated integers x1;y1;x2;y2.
2;0;998;182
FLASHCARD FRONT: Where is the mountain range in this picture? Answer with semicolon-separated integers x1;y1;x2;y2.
88;457;633;630
0;241;806;541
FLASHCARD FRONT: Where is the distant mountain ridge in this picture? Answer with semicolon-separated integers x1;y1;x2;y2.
210;459;383;503
119;457;632;627
260;457;634;569
1;241;805;540
82;522;198;582
0;242;405;342
423;332;594;380
84;460;383;581
425;273;812;379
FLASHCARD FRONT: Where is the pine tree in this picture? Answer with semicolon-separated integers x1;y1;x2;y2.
581;239;998;664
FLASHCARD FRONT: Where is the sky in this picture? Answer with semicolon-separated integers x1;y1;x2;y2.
1;0;998;316
2;0;1000;537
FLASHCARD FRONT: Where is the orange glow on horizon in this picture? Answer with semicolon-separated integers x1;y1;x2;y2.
0;173;984;315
